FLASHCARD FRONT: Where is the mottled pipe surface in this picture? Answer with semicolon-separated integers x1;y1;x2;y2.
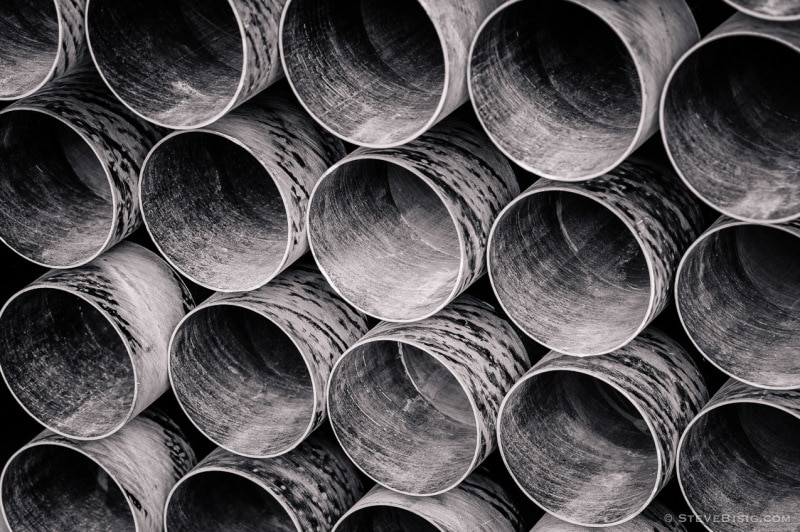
469;0;698;181
722;0;800;20
165;428;366;531
1;408;196;532
530;501;686;531
676;217;800;390
169;263;368;458
86;0;285;129
0;242;193;440
0;67;161;268
308;115;518;322
661;14;800;222
678;380;800;531
140;88;345;292
489;157;704;356
498;327;708;527
280;0;504;147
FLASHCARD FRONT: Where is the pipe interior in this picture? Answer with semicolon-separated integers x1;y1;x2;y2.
680;403;800;532
141;133;287;291
281;0;445;145
171;305;313;456
678;225;800;389
0;289;134;438
663;35;800;221
499;371;659;525
0;0;59;99
309;159;460;321
470;0;641;179
2;445;135;531
166;471;296;532
335;506;439;532
329;341;477;494
87;0;243;127
490;190;650;355
0;111;112;267
727;0;800;18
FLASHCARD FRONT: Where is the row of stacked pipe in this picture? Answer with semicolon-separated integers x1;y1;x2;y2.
0;0;797;530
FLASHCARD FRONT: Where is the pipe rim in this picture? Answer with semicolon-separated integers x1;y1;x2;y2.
332;500;446;532
721;0;800;21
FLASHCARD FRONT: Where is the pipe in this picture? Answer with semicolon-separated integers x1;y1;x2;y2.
677;379;800;532
676;217;800;390
279;0;504;147
164;428;366;531
85;0;285;129
488;157;704;356
140;88;345;292
327;294;530;496
468;0;698;181
0;66;161;268
721;0;800;20
498;327;708;527
307;115;518;322
530;501;686;531
661;13;800;223
0;408;196;532
0;241;194;440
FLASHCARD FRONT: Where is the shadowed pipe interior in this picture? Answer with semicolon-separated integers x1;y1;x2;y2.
335;506;439;532
0;0;59;98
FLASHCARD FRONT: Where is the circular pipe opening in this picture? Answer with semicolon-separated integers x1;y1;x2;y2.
281;0;446;146
335;506;439;532
499;370;659;526
470;0;642;180
329;341;478;495
309;159;461;321
170;304;314;457
489;190;651;355
87;0;245;128
662;35;800;222
141;132;288;292
1;445;135;531
724;0;800;20
0;110;113;268
0;288;135;439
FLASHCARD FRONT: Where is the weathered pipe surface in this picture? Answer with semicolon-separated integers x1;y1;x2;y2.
676;217;800;390
488;157;704;356
140;88;345;292
280;0;505;147
308;115;518;322
678;380;800;531
86;0;286;129
0;67;161;268
722;0;800;20
164;428;366;531
327;294;530;496
169;263;369;458
530;501;686;531
498;327;708;527
661;13;800;223
469;0;698;181
0;408;196;532
0;242;193;440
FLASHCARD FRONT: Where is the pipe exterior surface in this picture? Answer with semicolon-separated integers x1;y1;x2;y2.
530;501;686;531
721;0;800;20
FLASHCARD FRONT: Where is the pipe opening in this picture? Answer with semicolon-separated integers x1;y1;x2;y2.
336;506;439;532
663;35;800;221
0;289;134;439
141;132;288;291
0;0;59;99
281;0;445;146
0;111;112;267
726;0;800;19
2;445;135;531
329;341;477;494
490;190;650;355
309;159;460;321
470;0;641;179
500;371;659;526
87;0;244;128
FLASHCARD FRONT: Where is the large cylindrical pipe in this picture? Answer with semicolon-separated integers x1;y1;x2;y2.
498;327;708;527
722;0;800;20
308;116;518;322
85;0;285;129
678;380;800;531
1;408;196;532
676;217;800;390
661;14;800;222
0;242;193;440
488;157;704;356
530;501;686;531
469;0;698;181
0;67;161;268
140;89;345;292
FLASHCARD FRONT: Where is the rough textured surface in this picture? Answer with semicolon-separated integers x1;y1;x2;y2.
531;501;686;531
722;0;800;20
